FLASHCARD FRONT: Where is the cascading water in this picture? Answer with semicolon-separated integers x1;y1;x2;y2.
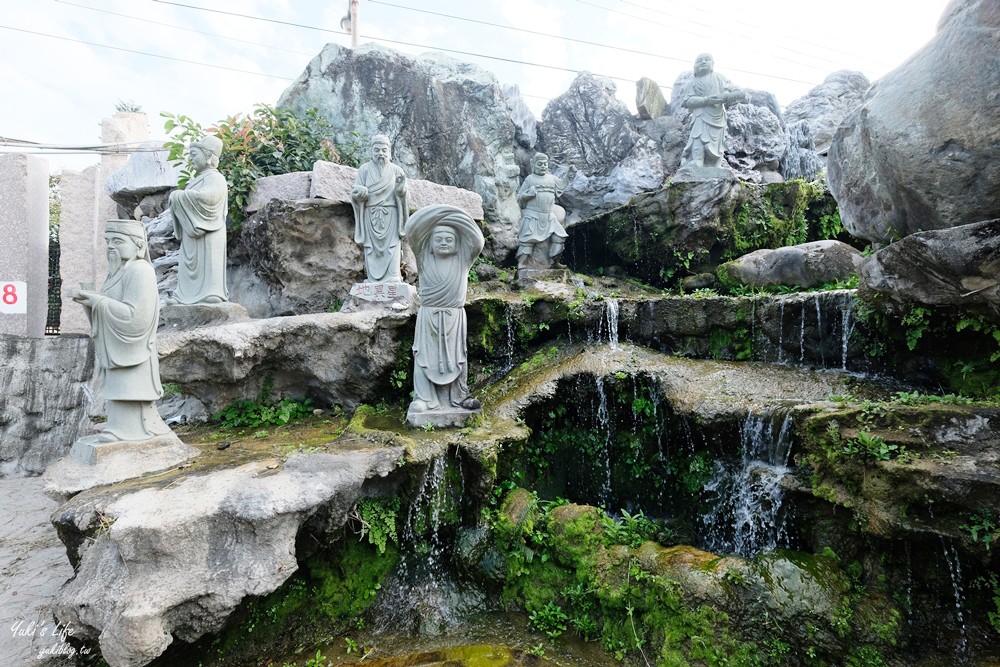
840;292;855;370
593;376;613;506
500;307;517;372
604;298;620;350
371;456;483;636
940;537;969;658
701;412;795;557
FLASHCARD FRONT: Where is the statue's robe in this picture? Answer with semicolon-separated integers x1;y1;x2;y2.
517;172;568;254
169;168;228;304
90;258;161;402
351;161;409;283
405;206;484;410
682;72;735;163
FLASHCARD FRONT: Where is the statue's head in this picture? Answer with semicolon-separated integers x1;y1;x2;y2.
531;152;549;176
694;53;714;76
191;135;223;169
371;134;391;166
104;219;149;273
430;225;458;257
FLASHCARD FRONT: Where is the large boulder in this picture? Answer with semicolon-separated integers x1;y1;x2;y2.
858;218;1000;317
783;70;870;157
635;76;667;120
104;143;182;216
276;43;520;262
720;240;862;289
157;309;411;413
228;199;398;318
51;447;403;667
827;1;1000;242
538;72;663;222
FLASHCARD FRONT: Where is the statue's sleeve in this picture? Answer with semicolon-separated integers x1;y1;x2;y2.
92;263;158;368
351;167;368;244
170;171;227;237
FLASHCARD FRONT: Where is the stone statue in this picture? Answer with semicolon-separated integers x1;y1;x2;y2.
351;134;409;283
167;134;229;305
68;220;172;443
517;152;571;273
404;205;484;427
680;53;746;170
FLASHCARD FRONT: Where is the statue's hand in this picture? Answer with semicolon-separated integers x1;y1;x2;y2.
394;173;406;196
352;185;369;201
70;289;98;307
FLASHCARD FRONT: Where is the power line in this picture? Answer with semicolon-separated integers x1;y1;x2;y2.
621;0;896;69
150;0;670;90
369;0;690;66
0;25;295;81
570;0;823;85
53;0;316;58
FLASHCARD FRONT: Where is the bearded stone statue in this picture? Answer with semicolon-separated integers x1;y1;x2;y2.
350;134;409;284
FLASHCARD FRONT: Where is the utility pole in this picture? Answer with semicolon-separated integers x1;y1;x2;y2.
341;0;359;48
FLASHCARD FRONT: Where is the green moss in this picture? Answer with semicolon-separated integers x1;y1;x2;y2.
209;538;398;665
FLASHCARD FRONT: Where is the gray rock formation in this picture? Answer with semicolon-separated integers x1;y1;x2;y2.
538;72;663;222
780;121;825;182
277;43;520;262
228;198;407;318
0;335;96;477
721;240;862;289
540;72;639;173
783;70;870;157
635;77;667;120
157;309;411;414
827;1;1000;242
51;448;403;667
105;142;182;217
858;218;1000;317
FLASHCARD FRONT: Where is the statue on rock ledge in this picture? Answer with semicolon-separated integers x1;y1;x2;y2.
167;134;229;305
679;53;746;173
69;220;171;443
405;205;484;428
517;152;571;277
351;134;409;284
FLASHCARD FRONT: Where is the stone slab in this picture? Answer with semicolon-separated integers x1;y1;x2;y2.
311;160;485;220
43;433;199;502
342;282;417;313
245;171;313;213
159;301;251;331
406;406;482;429
104;142;181;213
58;166;102;335
0;153;49;338
672;165;735;183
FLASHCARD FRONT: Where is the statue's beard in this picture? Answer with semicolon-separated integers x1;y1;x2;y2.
107;249;123;276
374;155;388;167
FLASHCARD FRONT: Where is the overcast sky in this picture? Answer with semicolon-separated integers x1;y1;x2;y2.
1;0;950;173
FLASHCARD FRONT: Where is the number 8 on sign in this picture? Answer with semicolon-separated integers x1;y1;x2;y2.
0;281;27;314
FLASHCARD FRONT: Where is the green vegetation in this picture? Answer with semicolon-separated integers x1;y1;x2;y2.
163;105;361;223
211;376;314;429
352;498;400;554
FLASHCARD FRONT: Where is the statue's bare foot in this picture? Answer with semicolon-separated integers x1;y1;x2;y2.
201;296;224;304
409;399;430;412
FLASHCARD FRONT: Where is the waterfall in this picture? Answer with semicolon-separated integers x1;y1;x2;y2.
701;412;795;557
940;537;969;658
777;301;785;363
371;456;482;636
814;295;825;367
840;292;855;370
594;377;613;506
605;298;620;350
500;307;516;372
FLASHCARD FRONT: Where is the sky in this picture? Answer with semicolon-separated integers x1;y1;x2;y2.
0;0;951;174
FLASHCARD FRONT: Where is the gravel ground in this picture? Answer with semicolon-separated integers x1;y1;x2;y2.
0;478;76;667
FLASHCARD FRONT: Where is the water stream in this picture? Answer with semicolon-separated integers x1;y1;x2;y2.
700;412;795;557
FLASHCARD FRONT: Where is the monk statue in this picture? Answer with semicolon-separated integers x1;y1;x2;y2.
517;152;572;273
679;53;746;170
404;205;484;427
351;134;409;284
68;220;172;443
167;134;229;304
